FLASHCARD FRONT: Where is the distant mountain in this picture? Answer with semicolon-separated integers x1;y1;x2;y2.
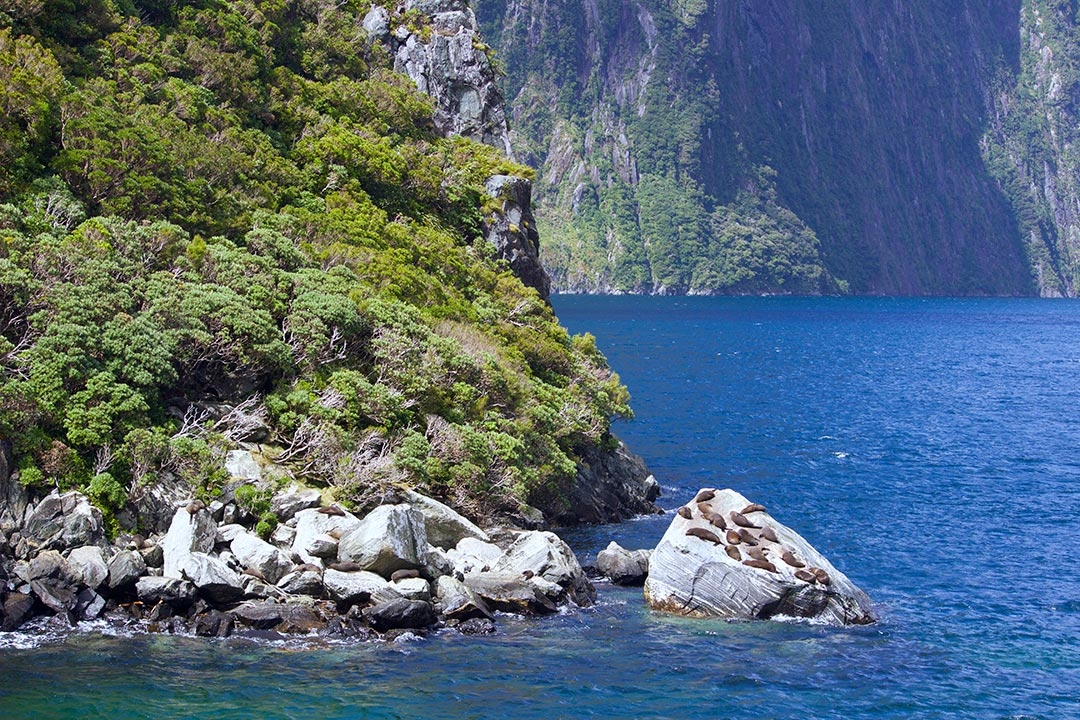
477;0;1078;296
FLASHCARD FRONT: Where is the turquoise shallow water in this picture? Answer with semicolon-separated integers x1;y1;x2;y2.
4;296;1080;719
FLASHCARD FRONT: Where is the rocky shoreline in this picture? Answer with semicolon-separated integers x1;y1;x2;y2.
2;439;876;644
1;486;607;642
0;442;664;642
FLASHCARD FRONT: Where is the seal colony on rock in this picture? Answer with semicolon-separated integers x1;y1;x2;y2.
644;487;876;625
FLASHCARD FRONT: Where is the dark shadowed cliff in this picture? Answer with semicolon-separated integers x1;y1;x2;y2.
477;0;1043;296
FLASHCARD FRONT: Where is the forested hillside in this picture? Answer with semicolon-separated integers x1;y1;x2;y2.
0;0;636;531
476;0;1040;296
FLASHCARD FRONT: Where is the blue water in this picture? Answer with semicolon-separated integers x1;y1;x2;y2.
4;296;1080;719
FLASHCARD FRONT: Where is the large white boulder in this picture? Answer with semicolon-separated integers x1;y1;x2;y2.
643;488;875;625
230;531;295;584
161;506;217;579
491;530;595;606
402;490;489;549
290;507;361;566
336;504;427;577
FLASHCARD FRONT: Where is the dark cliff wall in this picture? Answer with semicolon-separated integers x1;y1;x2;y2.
477;0;1036;295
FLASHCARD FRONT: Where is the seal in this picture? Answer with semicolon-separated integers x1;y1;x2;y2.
693;489;716;503
185;499;206;514
741;503;767;514
295;563;323;573
706;512;728;531
811;567;831;585
725;545;741;561
730;511;760;529
736;528;758;546
327;529;343;540
686;527;722;545
725;529;742;545
747;546;768;562
794;568;817;583
242;567;268;582
758;525;779;543
391;568;420;582
743;558;778;573
521;570;535;579
318;505;346;516
677;505;693;520
780;550;805;568
327;561;365;572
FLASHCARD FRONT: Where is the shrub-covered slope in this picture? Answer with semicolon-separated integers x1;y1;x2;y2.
0;0;635;530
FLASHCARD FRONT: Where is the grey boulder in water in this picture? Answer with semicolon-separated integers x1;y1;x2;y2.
644;488;875;625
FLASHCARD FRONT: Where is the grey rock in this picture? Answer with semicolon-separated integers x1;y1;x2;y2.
336;504;427;576
136;575;196;607
304;533;338;560
66;546;109;590
224;450;261;481
446;537;503;576
22;549;74;583
232;600;323;633
322;568;397;607
179;553;245;605
482;175;550;301
107;550;147;590
161;506;217;579
127;470;191;536
596;541;650;586
21;491;106;556
492;530;596;606
231;531;294;584
194;609;234;637
276;568;324;597
270;489;321;522
0;441;29;535
362;598;436;632
464;572;557;615
139;543;164;568
435;575;492;621
391;576;431;602
402;490;488;550
423;543;455;579
2;592;35;631
406;0;467;13
643;488;876;625
30;577;77;615
74;587;106;621
216;523;247;544
240;573;279;599
455;616;496;635
231;600;283;630
362;5;390;37
553;439;662;525
291;508;361;566
270;523;296;548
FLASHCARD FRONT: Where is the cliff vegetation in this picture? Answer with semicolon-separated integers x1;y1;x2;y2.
0;0;633;531
476;0;1035;296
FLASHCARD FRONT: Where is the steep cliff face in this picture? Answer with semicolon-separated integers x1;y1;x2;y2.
984;0;1080;297
369;0;551;300
476;0;1036;296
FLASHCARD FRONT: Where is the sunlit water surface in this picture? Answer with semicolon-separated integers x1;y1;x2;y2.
3;296;1079;719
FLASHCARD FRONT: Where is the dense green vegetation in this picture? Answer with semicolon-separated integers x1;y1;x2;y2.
0;0;631;527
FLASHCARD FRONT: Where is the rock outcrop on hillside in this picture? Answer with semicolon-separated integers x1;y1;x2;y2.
367;0;552;302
